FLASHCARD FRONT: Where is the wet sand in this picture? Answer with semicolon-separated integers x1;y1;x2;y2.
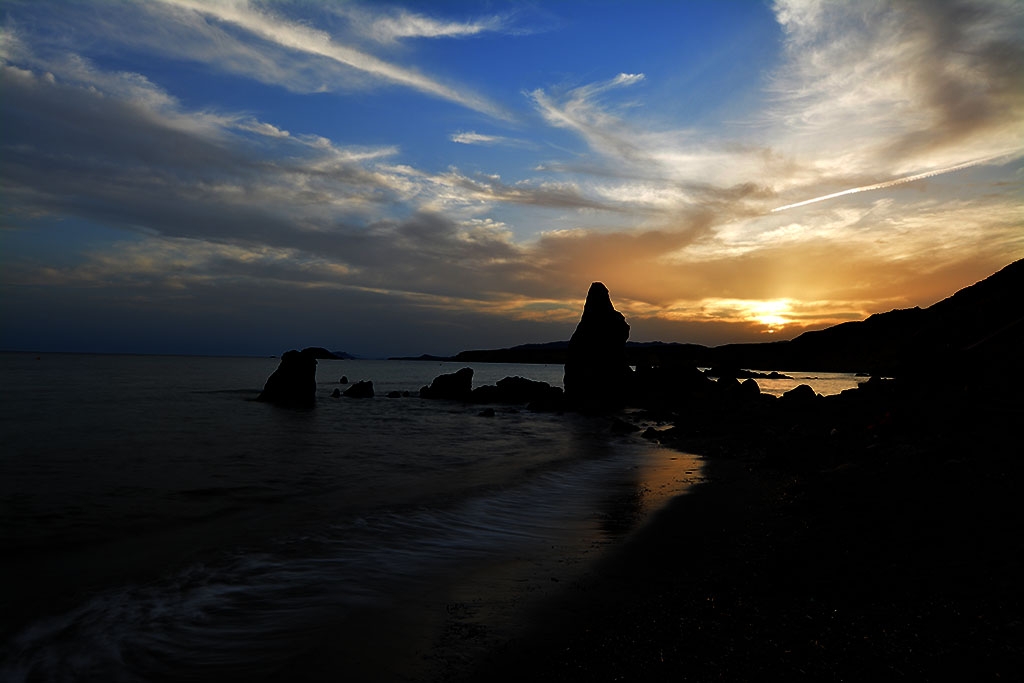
449;391;1023;681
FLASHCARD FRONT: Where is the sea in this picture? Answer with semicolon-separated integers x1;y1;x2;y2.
0;353;861;682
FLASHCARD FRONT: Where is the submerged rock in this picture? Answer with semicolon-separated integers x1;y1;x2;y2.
257;349;318;408
564;282;632;412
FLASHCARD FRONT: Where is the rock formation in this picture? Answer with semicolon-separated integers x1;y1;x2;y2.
469;376;563;409
419;367;474;401
256;349;318;408
564;282;632;412
343;380;374;398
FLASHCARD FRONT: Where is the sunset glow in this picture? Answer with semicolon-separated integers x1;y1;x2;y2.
2;0;1021;356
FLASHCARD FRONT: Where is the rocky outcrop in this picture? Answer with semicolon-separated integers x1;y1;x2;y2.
343;380;374;398
420;367;474;401
256;349;318;408
470;376;564;410
564;283;632;412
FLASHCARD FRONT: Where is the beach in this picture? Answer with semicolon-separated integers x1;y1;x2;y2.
457;380;1023;681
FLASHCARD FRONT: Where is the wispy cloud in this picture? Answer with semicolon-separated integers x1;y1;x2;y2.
336;6;509;43
153;0;508;118
767;0;1024;188
450;131;530;147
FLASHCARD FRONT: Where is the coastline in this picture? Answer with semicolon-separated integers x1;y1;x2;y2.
452;387;1023;681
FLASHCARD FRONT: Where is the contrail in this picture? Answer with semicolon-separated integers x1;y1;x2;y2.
770;153;1016;213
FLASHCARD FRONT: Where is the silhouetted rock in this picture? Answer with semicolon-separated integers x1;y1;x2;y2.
331;388;341;398
564;282;632;412
343;380;374;398
740;378;761;398
387;390;403;398
470;376;564;409
256;349;318;408
781;383;817;406
420;367;474;401
339;376;349;384
632;363;716;408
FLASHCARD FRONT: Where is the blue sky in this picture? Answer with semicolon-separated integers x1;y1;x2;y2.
1;0;1022;357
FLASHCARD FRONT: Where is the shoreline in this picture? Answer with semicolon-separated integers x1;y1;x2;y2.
448;386;1023;681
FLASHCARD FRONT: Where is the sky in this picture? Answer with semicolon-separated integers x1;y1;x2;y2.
1;0;1022;358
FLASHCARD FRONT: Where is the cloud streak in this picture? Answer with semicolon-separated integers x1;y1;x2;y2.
771;152;1022;212
153;0;508;118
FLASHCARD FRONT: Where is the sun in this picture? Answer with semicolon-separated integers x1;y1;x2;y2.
748;300;794;333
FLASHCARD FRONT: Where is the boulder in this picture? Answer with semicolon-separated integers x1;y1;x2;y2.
470;376;563;407
781;383;817;406
563;282;632;412
256;349;318;408
343;380;374;398
331;388;341;398
740;378;761;398
420;367;474;401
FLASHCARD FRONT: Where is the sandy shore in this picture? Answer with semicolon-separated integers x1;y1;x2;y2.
445;387;1023;681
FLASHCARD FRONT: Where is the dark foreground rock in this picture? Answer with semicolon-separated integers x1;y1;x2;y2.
563;282;632;412
256;349;318;408
420;367;474;400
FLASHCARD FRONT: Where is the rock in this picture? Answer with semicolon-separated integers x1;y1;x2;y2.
387;390;403;398
781;383;817;406
256;349;318;408
715;375;742;395
564;282;632;412
343;380;374;398
331;388;341;398
420;367;474;401
339;376;349;384
470;376;564;408
740;378;761;398
633;364;716;406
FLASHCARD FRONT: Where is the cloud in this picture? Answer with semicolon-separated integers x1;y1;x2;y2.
151;0;509;118
2;1;509;118
530;73;650;161
767;0;1024;186
450;131;531;148
335;6;509;43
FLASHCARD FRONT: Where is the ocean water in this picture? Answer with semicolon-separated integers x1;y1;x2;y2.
0;353;707;682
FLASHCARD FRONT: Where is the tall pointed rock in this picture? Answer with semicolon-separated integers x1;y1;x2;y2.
564;282;632;412
256;348;318;408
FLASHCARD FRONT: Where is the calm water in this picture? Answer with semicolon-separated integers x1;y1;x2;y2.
1;354;709;682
